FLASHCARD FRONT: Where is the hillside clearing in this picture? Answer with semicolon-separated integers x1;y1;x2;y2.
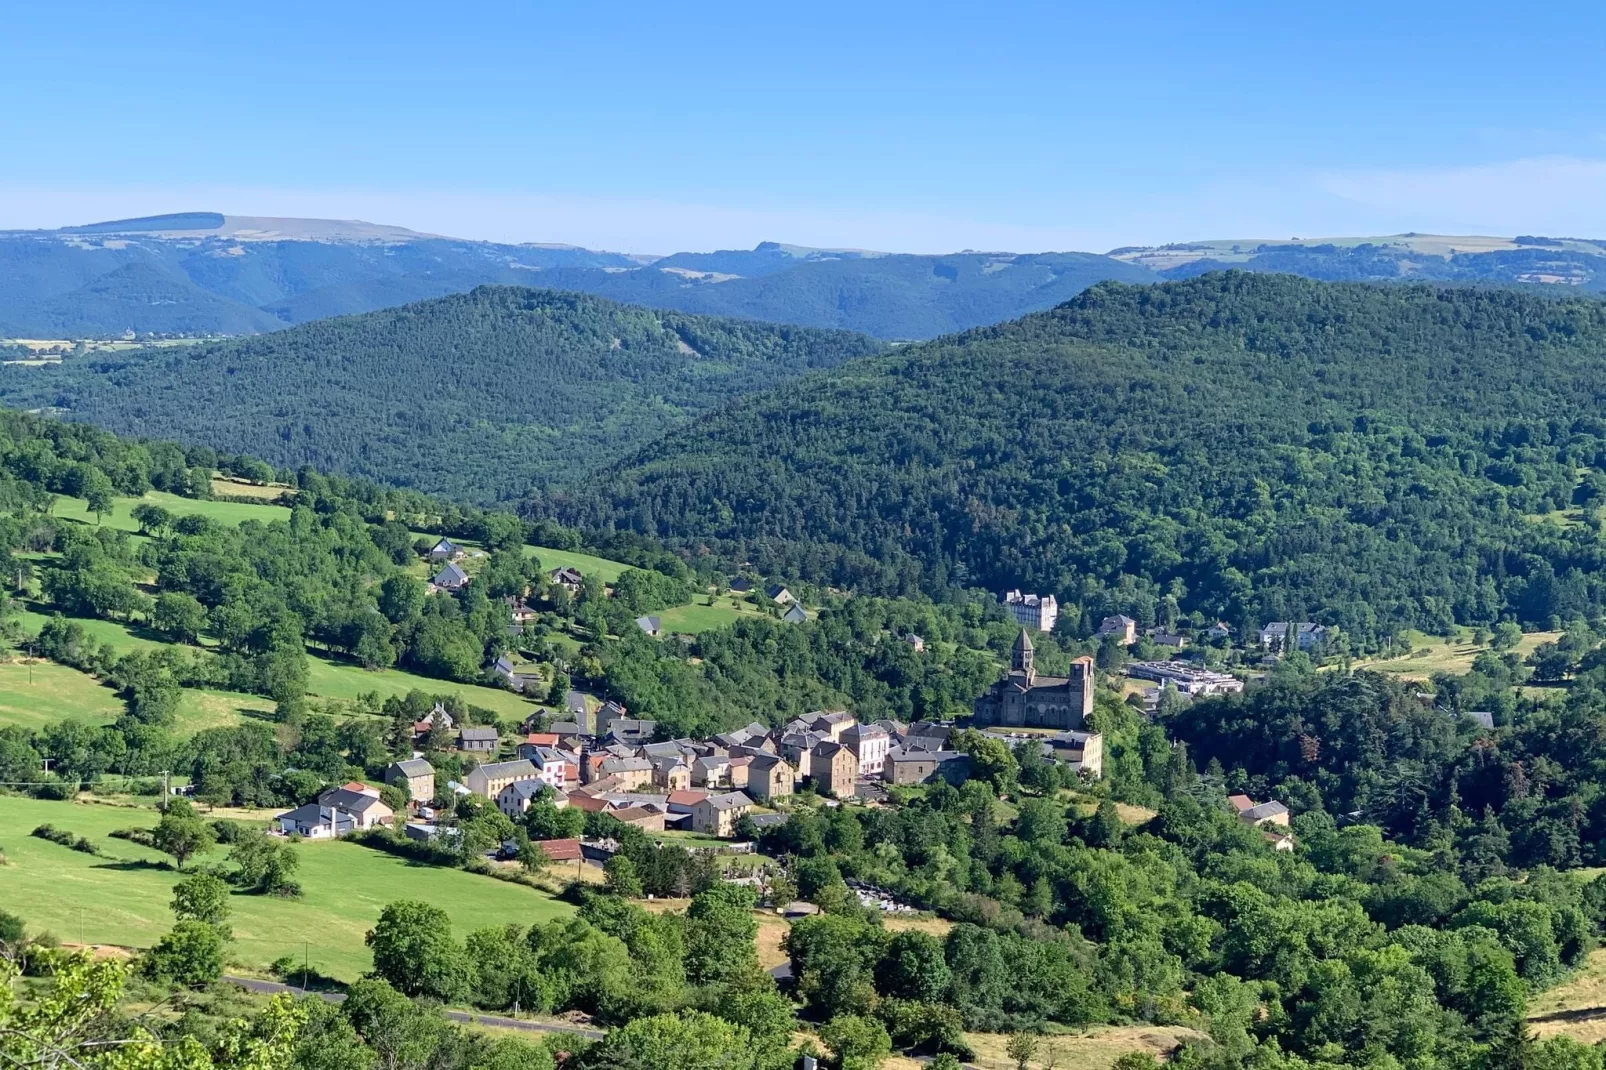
519;543;629;584
656;594;765;633
1356;628;1560;679
51;490;292;533
0;797;572;981
0;658;124;729
8;606;537;723
884;1025;1205;1070
1530;948;1606;1042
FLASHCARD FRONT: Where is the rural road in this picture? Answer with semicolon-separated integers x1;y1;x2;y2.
222;976;606;1040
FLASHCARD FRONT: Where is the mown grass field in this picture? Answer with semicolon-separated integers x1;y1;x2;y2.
1354;627;1560;680
6;607;536;727
519;544;629;584
303;656;536;719
1530;948;1606;1042
51;491;292;533
656;593;765;633
209;478;295;502
0;659;125;730
881;1025;1205;1070
0;797;572;981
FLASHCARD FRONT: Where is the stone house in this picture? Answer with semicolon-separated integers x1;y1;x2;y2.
384;759;435;803
691;791;754;837
745;754;794;802
465;759;540;799
810;740;858;798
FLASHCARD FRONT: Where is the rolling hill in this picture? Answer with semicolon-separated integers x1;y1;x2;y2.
536;271;1606;640
0;286;883;500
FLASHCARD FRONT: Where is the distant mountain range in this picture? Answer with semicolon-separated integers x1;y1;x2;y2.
5;213;1606;341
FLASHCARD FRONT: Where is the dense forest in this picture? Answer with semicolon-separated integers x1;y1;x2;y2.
0;287;882;499
542;272;1606;644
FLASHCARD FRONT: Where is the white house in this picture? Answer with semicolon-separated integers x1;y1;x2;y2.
1259;622;1328;652
843;722;890;775
1003;590;1058;632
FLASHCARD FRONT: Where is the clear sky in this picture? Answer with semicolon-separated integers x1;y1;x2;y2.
5;1;1606;253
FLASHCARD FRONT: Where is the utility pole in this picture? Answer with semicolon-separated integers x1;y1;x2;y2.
303;941;309;994
161;770;170;810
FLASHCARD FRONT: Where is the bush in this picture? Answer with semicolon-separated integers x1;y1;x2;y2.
211;819;248;844
109;827;156;847
31;825;100;856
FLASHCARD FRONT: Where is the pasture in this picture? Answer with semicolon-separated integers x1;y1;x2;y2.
656;593;764;633
51;490;292;533
5;607;535;727
0;797;572;981
520;543;629;584
1356;628;1560;680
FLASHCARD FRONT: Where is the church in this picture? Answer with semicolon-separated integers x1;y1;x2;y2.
972;629;1094;729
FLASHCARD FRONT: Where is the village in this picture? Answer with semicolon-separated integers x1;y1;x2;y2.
267;574;1311;872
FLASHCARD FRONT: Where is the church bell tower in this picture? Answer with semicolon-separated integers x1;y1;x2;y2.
1011;628;1036;683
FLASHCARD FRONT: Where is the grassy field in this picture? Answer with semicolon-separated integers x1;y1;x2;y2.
6;607;536;726
14;607;171;654
883;1025;1204;1070
51;491;292;533
520;544;629;584
0;649;271;737
657;593;765;633
0;659;124;730
303;656;536;720
0;797;573;981
1530;948;1606;1041
1355;628;1560;680
210;478;296;502
171;688;278;734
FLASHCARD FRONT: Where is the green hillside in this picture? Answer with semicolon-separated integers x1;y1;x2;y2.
0;286;883;500
0;796;570;980
546;272;1606;641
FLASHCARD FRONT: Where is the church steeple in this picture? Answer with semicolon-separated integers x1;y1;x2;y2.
1011;628;1035;680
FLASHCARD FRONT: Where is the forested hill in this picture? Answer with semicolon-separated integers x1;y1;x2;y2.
0;286;882;500
539;272;1606;641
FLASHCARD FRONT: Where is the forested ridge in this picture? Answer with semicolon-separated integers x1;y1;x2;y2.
0;286;882;500
541;272;1606;643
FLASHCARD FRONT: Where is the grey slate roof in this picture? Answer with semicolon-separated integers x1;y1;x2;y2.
1243;801;1290;822
317;787;387;813
432;562;469;586
499;780;547;804
391;758;433;777
473;759;537;779
706;791;753;810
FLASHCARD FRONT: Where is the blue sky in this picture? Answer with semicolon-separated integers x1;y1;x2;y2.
4;1;1606;252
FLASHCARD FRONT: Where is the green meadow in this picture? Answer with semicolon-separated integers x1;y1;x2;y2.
0;797;572;981
51;490;293;533
7;606;536;727
655;593;764;633
520;544;629;584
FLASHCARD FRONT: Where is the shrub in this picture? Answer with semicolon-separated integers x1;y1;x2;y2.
109;827;156;847
30;825;100;855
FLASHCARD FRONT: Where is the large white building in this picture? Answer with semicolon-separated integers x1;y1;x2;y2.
1003;590;1058;633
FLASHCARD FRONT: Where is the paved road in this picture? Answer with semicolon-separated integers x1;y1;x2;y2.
221;976;605;1040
